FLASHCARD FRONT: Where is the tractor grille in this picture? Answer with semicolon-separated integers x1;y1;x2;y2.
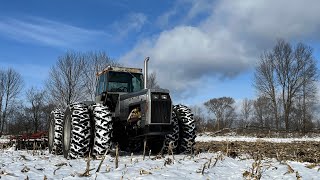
151;94;171;124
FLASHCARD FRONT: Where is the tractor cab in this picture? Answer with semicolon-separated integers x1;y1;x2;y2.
95;66;144;112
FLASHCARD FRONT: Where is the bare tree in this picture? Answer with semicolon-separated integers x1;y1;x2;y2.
83;52;119;101
7;103;29;135
254;51;279;129
47;51;120;106
0;70;4;132
46;52;87;107
26;87;46;133
204;97;236;130
0;68;23;136
42;103;56;131
190;105;206;132
292;79;317;132
239;98;253;128
147;72;160;89
275;41;318;130
253;96;274;129
295;43;318;132
254;39;318;131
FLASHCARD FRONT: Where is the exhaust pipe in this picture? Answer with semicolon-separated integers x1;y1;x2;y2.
144;57;150;89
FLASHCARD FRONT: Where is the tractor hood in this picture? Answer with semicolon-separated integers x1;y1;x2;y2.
118;88;172;127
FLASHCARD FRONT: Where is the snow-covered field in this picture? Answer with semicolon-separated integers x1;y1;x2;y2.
0;148;319;180
196;134;320;143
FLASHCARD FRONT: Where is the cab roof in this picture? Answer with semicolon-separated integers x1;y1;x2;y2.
97;66;142;76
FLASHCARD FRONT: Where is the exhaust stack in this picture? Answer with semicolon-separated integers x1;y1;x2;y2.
144;57;150;89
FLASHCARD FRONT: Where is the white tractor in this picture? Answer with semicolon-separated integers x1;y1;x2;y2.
48;58;196;158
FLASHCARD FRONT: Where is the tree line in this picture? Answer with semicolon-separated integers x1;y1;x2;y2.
195;40;319;133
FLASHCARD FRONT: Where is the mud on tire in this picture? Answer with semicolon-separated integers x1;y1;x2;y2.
92;103;113;156
174;104;196;154
49;109;64;155
63;103;91;159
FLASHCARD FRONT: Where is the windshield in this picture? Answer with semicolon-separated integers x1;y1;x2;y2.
108;71;143;93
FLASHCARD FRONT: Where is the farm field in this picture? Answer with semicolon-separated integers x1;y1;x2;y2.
196;133;320;164
0;134;319;179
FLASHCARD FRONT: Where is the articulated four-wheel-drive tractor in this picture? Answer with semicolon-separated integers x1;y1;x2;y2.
48;57;196;159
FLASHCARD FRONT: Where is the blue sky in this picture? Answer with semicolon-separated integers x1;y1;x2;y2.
1;0;320;106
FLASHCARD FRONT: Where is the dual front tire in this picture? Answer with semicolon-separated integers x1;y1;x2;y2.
162;104;196;154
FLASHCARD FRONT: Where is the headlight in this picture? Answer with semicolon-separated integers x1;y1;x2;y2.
161;95;168;99
152;94;159;99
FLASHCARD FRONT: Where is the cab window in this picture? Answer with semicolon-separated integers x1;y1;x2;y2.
108;71;143;93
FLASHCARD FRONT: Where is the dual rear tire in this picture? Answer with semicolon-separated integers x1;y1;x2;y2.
62;103;91;159
49;103;112;159
48;109;64;154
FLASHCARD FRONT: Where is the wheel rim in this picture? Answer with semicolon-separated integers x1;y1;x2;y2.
63;114;71;154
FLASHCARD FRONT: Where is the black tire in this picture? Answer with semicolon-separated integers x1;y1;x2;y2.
92;103;113;156
62;103;91;159
161;110;179;154
49;109;64;155
48;115;54;153
174;104;196;154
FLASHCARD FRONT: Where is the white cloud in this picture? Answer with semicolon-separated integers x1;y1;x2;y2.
156;0;214;28
0;16;107;48
121;0;320;103
204;1;320;41
112;13;147;40
184;0;214;22
156;5;178;28
156;9;177;27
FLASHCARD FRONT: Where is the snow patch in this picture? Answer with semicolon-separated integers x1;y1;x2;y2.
196;135;320;143
0;150;318;179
